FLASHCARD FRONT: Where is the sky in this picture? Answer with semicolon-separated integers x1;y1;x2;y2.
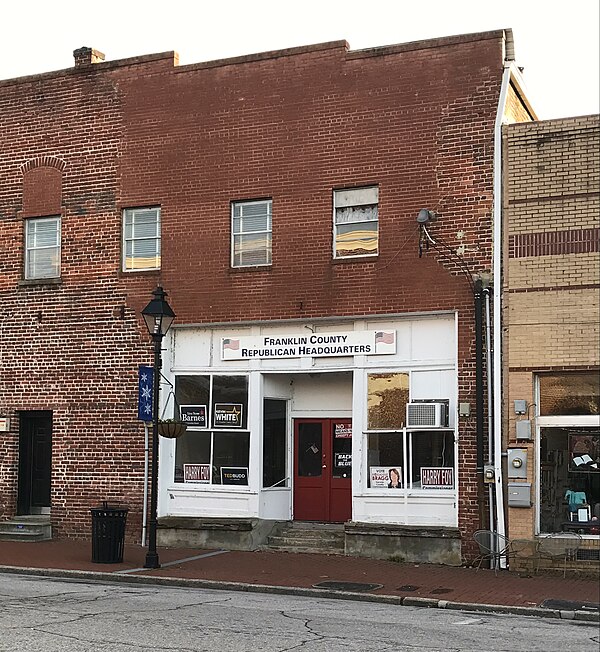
1;0;598;120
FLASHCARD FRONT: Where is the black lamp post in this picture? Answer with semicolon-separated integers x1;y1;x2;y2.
141;286;175;569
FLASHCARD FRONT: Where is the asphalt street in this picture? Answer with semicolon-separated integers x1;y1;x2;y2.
0;573;598;652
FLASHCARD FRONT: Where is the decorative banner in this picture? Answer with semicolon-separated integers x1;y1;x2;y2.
183;464;211;483
213;403;243;428
180;405;207;428
420;467;454;489
370;466;402;488
137;365;154;421
334;422;352;438
221;330;396;360
221;467;249;485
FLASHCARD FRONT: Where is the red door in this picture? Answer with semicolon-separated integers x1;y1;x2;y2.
293;419;352;523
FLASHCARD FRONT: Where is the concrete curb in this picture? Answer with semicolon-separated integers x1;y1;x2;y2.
1;565;598;623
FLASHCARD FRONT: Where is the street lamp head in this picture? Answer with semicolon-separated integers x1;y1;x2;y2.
141;286;176;337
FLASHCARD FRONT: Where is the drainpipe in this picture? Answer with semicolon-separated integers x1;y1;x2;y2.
492;46;512;563
484;287;494;535
474;279;486;529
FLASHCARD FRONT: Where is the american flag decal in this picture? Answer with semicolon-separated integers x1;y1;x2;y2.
375;331;394;345
223;338;240;350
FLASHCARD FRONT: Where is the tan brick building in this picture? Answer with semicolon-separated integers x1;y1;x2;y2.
503;115;600;565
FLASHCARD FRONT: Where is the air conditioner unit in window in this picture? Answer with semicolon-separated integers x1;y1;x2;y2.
406;402;449;428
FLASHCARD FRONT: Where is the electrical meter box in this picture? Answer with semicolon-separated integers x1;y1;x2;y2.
507;482;531;508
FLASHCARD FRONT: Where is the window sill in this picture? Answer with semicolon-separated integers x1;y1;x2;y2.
332;254;378;264
229;265;272;274
18;277;62;288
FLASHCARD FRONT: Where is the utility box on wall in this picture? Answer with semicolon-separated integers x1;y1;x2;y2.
508;449;528;479
508;483;531;508
516;420;531;441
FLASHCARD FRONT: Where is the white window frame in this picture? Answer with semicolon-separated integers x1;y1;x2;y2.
231;199;272;268
333;186;379;259
534;375;600;536
362;369;457;496
122;206;161;272
25;216;61;280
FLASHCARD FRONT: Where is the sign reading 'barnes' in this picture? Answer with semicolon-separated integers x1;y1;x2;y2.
221;330;396;360
180;405;207;428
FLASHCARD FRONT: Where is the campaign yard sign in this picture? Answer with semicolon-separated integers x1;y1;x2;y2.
221;467;248;485
213;403;243;427
420;467;454;489
183;464;211;484
370;466;402;488
180;405;207;428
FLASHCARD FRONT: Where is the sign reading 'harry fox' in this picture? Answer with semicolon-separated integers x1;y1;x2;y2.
221;330;396;360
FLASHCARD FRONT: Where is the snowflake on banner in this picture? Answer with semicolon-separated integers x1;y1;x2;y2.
141;386;152;400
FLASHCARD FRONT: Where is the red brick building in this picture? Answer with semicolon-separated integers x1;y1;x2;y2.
0;30;532;562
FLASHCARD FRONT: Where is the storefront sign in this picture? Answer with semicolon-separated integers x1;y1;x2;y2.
334;422;352;438
221;467;249;485
221;330;396;360
183;464;211;483
214;403;243;427
420;467;454;488
370;466;402;488
180;405;207;428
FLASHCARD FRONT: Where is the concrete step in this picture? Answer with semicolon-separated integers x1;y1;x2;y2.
0;517;52;542
267;544;346;555
268;534;345;547
266;523;346;554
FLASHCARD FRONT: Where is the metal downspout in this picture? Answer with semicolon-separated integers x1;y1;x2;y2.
493;59;512;563
474;279;487;528
484;288;495;547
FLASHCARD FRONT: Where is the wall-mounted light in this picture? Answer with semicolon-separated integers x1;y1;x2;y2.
417;208;437;224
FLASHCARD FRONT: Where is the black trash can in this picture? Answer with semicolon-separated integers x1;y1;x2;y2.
90;503;128;563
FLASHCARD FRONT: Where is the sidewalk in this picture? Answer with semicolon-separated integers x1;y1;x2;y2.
1;539;598;621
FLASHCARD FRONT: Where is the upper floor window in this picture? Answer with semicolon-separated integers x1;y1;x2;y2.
25;216;60;279
334;186;378;258
123;207;160;271
231;199;272;267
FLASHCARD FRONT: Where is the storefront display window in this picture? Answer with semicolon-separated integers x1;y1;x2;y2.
409;431;454;488
174;375;250;485
367;432;404;488
367;372;409;430
540;427;600;534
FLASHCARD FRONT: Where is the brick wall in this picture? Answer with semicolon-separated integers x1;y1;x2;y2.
503;114;600;541
0;31;514;542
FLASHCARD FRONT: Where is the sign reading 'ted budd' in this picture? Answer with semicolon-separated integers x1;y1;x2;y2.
221;330;396;360
213;403;243;428
180;405;207;428
221;467;248;485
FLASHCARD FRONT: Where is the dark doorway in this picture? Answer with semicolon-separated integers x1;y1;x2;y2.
18;412;52;515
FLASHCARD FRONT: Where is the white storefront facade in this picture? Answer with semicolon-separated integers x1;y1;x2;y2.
156;311;462;562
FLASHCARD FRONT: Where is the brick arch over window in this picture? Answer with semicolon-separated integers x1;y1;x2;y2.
20;157;66;217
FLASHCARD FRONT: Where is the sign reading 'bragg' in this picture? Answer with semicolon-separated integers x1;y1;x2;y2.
221;330;396;360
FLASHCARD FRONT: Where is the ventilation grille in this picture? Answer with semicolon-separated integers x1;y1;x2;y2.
577;548;600;562
406;402;448;428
